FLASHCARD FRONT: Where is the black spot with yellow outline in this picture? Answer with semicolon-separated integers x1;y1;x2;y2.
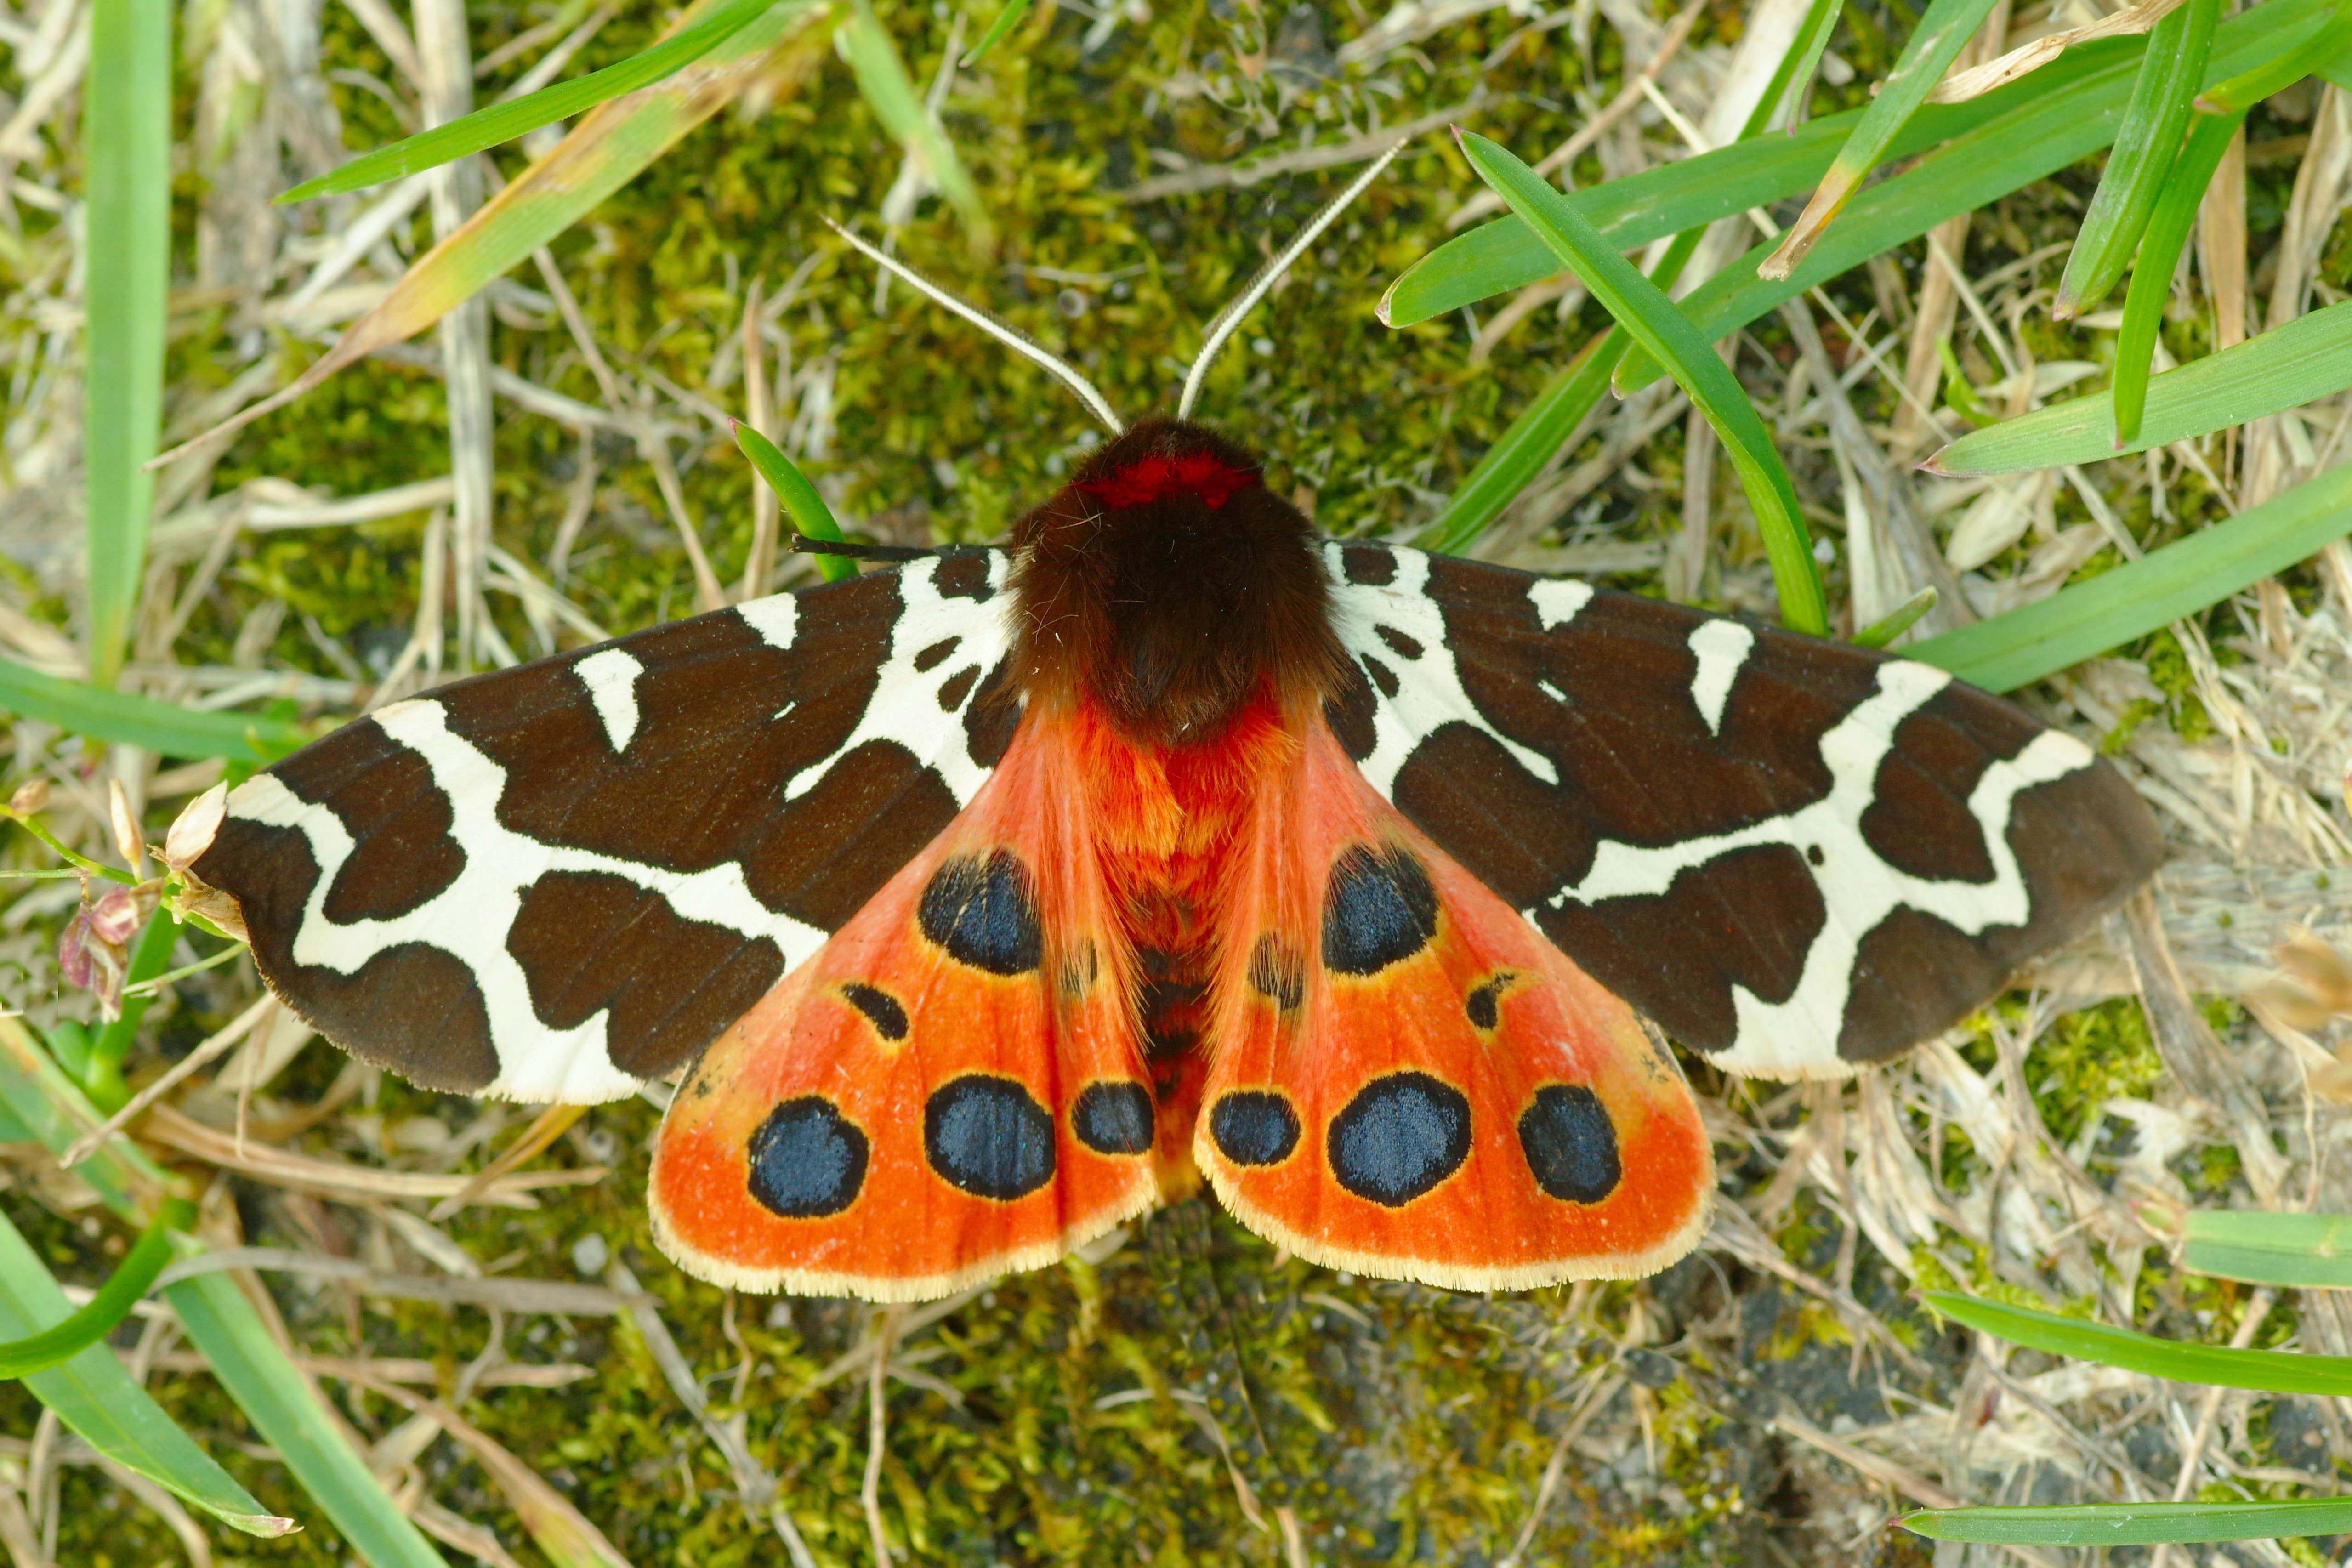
1327;1072;1471;1206
1322;844;1439;976
1519;1085;1620;1203
919;852;1042;975
747;1098;869;1218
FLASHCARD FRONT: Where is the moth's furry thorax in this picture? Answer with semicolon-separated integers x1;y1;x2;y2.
1009;418;1342;747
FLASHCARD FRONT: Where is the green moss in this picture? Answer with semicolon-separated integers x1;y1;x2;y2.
2023;996;2163;1148
2141;627;2215;744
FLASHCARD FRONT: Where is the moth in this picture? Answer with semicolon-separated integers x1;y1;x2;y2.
175;169;2161;1301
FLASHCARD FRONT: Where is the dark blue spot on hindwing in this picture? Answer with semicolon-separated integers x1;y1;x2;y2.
1518;1085;1620;1204
1321;845;1440;975
919;852;1042;975
1210;1091;1301;1166
1072;1082;1155;1155
926;1075;1056;1199
747;1098;869;1218
839;983;908;1041
1327;1072;1471;1207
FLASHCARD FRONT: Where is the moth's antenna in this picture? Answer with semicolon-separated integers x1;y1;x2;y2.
1176;140;1407;421
824;218;1125;437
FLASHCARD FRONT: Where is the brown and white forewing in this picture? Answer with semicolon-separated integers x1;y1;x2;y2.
194;551;1018;1102
1321;543;2160;1078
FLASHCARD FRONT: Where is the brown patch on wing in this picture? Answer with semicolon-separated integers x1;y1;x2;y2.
255;720;465;924
1392;723;1594;911
209;817;497;1091
962;659;1023;768
1534;843;1825;1052
432;570;963;935
1838;726;2162;1062
1860;685;2009;884
1425;554;1880;849
1322;658;1378;761
508;869;784;1078
1839;907;2001;1057
742;743;963;930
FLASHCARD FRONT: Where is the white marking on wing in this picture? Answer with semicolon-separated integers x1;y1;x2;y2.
573;648;642;753
233;710;830;1104
1541;659;2099;1075
1527;577;1593;632
779;553;1013;808
737;591;798;649
231;559;1018;1101
1323;544;1559;795
1685;619;1753;738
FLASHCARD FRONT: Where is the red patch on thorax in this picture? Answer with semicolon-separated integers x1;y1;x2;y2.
1075;449;1259;511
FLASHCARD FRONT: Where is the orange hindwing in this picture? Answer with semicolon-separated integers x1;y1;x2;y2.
1193;716;1714;1290
648;714;1156;1300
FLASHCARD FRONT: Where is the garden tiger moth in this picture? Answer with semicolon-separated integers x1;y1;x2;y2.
177;167;2161;1301
181;413;2158;1301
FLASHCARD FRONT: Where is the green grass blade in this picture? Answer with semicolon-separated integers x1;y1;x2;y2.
0;1020;181;1215
733;421;855;582
1610;0;2333;395
280;0;782;201
838;0;989;238
2113;107;2242;445
1413;331;1625;556
1923;1291;2352;1395
1904;460;2352;691
0;655;312;761
959;0;1032;66
152;0;827;472
1378;43;2092;329
1754;0;1846;131
1852;586;1939;648
1758;0;2005;280
1455;131;1828;634
1414;225;1707;554
2055;0;2220;318
1407;1;1841;556
0;1208;293;1537
1904;1499;2352;1545
0;1200;193;1377
1386;0;2330;331
2183;1211;2352;1288
0;1018;451;1565
167;1271;454;1567
1926;298;2352;475
82;0;173;688
2196;0;2352;112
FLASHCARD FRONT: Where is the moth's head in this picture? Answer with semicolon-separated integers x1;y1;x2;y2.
1009;417;1341;747
822;147;1403;748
